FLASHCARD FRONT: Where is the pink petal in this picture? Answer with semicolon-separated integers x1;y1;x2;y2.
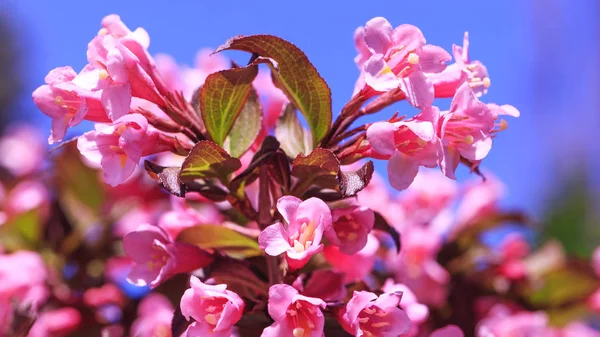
106;48;128;84
439;146;460;179
399;119;434;142
387;151;420;191
123;224;169;262
366;122;397;156
276;195;301;225
101;83;131;121
258;223;291;256
101;151;138;186
261;320;291;337
294;197;332;235
430;325;464;337
45;66;77;84
391;24;426;55
127;263;160;287
345;291;378;325
364;55;400;92
373;292;402;310
399;69;434;109
364;17;393;55
419;45;451;74
353;27;371;68
267;284;298;321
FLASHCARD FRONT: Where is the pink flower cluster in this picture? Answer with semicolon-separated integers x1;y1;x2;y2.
354;17;519;191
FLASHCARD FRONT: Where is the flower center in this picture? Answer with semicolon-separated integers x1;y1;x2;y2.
358;305;391;337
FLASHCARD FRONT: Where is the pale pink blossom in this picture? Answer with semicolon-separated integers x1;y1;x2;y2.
4;180;49;216
158;195;223;240
180;276;244;337
325;205;374;254
366;106;443;190
77;113;172;186
439;82;495;179
324;234;380;283
557;322;600;337
262;284;326;337
476;306;552;337
130;293;174;337
258;196;332;270
354;17;451;107
0;124;45;177
430;325;464;337
454;173;505;228
341;290;411;337
430;32;491;98
32;66;111;143
123;224;213;288
27;307;81;337
382;279;429;325
0;251;48;308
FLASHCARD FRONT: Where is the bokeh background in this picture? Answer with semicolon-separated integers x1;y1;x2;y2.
1;0;599;255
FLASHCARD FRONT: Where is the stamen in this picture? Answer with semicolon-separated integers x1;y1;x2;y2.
296;301;302;309
466;64;478;71
292;328;305;337
304;240;312;248
205;306;217;313
204;314;217;325
293;240;305;252
54;96;64;106
463;135;474;144
407;53;420;65
287;309;297;316
372;322;391;328
417;138;427;147
99;69;109;80
483;77;491;88
347;233;358;241
499;119;508;131
364;307;376;315
358;317;370;324
98;28;108;35
375;311;389;317
337;231;347;238
449;115;470;122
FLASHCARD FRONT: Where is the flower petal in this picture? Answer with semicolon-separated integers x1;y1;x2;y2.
364;17;393;55
419;45;451;74
276;195;301;225
430;325;464;337
399;69;434;109
258;223;291;256
387;151;420;191
366;121;398;156
364;55;400;92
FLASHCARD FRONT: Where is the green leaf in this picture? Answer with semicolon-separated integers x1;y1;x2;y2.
216;34;332;146
0;210;41;250
275;103;312;158
179;140;242;182
201;65;259;146
291;148;340;194
223;88;263;158
177;225;261;259
526;267;600;308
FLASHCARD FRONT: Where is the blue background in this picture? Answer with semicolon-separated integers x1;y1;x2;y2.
2;0;599;217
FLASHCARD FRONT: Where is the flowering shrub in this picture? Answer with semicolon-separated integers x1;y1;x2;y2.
0;13;594;337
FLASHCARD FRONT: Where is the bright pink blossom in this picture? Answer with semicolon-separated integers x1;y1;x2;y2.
123;224;213;288
158;195;223;240
454;173;505;228
130;293;174;337
324;234;380;283
430;32;491;98
476;306;552;337
27;307;82;337
366;106;442;190
325;205;374;254
430;325;464;337
382;279;429;325
258;196;332;270
439;82;494;178
354;17;451;107
77;113;172;186
4;180;49;216
32;66;111;143
341;290;411;337
262;284;326;337
0;124;45;177
301;270;347;303
180;276;244;337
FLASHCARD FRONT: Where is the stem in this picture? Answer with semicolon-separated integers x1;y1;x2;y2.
258;165;282;285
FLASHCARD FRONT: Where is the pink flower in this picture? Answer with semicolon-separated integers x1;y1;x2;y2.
454;173;505;228
366;106;443;190
341;290;411;337
301;270;347;302
438;82;494;179
262;284;326;337
382;279;429;325
77;113;172;186
180;276;244;337
27;307;81;337
354;17;451;107
0;124;45;177
430;325;464;337
123;224;213;288
158;195;223;240
32;66;111;143
4;180;49;216
0;251;48;308
258;196;332;270
476;306;551;337
130;293;174;337
430;32;491;98
324;234;380;283
325;205;374;255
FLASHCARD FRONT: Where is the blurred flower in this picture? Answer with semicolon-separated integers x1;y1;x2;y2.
130;293;174;337
27;307;81;337
0;124;45;177
262;284;326;337
324;234;380;283
180;276;244;337
341;290;411;337
325;205;374;255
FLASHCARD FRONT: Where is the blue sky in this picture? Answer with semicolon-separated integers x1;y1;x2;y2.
3;0;598;215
